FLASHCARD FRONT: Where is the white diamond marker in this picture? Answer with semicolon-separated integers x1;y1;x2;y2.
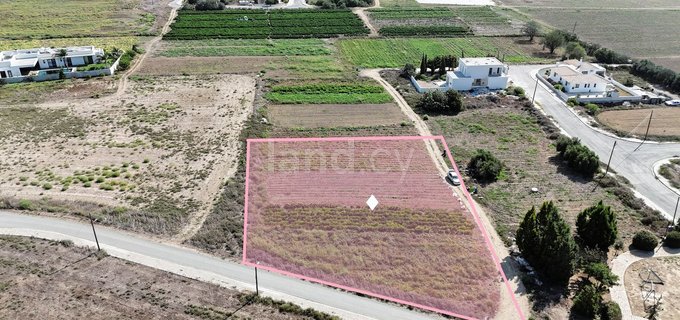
366;195;379;211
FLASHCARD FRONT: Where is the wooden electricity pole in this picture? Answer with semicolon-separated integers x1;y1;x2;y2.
643;110;654;142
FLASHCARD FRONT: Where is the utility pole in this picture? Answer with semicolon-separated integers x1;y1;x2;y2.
604;141;617;176
531;76;539;104
254;266;259;296
572;21;577;34
643;110;654;142
88;212;100;251
671;196;680;231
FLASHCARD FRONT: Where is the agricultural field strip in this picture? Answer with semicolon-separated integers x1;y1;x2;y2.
243;138;505;319
165;9;368;39
264;83;392;104
338;38;543;68
157;39;331;57
368;7;509;24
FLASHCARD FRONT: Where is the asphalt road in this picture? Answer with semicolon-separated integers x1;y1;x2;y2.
0;211;441;320
508;65;680;219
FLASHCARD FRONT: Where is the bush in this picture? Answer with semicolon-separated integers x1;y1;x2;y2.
265;0;278;4
554;135;599;177
415;89;464;114
632;230;658;251
18;199;32;210
664;230;680;248
585;103;600;115
601;301;622;320
468;149;503;182
195;0;225;10
572;284;602;318
566;97;578;106
42;183;53;190
401;63;415;78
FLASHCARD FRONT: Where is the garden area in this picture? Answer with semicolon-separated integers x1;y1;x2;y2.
164;9;368;39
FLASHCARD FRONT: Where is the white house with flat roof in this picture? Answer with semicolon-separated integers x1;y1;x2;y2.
562;59;606;76
546;65;607;94
0;46;104;79
446;57;509;91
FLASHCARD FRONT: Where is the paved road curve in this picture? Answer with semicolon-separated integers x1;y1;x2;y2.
0;211;443;320
509;65;680;219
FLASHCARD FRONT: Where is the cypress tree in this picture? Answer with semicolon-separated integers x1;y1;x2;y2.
517;201;577;284
576;201;618;251
419;54;428;75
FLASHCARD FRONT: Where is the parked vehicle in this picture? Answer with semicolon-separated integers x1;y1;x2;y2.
664;99;680;106
446;169;461;186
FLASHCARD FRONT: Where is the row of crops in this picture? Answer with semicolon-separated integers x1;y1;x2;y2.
368;7;508;25
265;83;392;104
379;26;471;37
165;9;368;40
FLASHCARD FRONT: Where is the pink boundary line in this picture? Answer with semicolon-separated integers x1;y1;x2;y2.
241;135;525;320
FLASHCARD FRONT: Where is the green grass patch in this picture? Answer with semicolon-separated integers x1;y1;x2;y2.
265;83;391;104
159;39;330;57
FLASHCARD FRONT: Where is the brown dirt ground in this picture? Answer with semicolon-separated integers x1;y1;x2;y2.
650;57;680;73
0;235;328;320
268;103;406;128
0;75;256;238
597;107;680;137
0;77;118;105
625;256;680;320
136;56;280;76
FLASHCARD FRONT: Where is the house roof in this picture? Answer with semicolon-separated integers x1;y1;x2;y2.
562;59;605;71
550;66;580;77
459;57;503;66
562;74;608;84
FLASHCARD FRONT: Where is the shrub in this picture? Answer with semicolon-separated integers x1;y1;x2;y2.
517;201;577;284
664;230;680;248
572;284;602;318
601;301;622;320
554;135;599;177
195;0;225;10
401;63;416;78
566;97;578;106
265;0;278;4
585;103;600;115
576;201;618;251
632;230;658;251
415;89;464;114
42;183;53;190
468;149;503;182
18;199;32;210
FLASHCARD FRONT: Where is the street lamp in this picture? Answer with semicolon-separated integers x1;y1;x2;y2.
255;261;260;296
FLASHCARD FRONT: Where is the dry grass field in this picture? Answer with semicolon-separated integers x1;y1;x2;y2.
0;75;256;238
499;0;680;7
268;104;406;128
624;256;680;320
136;56;279;76
0;235;336;320
597;108;680;138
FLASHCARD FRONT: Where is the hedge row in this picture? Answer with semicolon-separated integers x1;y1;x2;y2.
379;25;471;37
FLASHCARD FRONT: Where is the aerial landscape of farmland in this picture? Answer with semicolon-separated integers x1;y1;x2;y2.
3;0;680;319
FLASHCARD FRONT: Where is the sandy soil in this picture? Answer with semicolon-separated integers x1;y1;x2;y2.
0;75;256;239
597;107;680;137
0;235;328;320
624;256;680;319
137;56;279;76
268;103;406;128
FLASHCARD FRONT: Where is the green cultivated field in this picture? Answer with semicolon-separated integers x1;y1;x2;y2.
159;39;331;57
165;9;368;40
265;83;392;104
0;0;155;39
338;38;545;68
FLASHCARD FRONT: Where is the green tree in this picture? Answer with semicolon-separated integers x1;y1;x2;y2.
572;284;603;318
419;54;428;75
585;262;619;292
468;149;503;182
401;63;415;78
444;89;464;114
522;20;540;42
576;201;618;251
543;30;565;54
516;201;577;284
565;42;586;60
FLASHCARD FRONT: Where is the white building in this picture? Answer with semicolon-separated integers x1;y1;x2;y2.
0;46;104;79
561;59;606;76
445;57;509;91
545;65;607;94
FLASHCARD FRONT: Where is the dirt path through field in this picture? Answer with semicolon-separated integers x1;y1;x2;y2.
362;68;531;320
353;0;380;38
116;0;180;96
